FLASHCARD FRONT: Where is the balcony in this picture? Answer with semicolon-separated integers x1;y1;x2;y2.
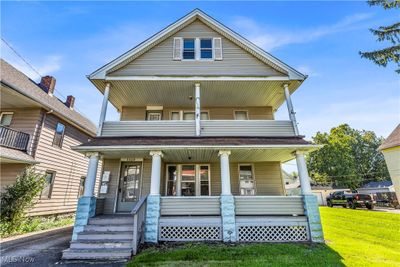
0;125;30;151
100;120;296;137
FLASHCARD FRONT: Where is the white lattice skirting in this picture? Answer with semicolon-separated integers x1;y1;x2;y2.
236;217;309;242
159;217;222;241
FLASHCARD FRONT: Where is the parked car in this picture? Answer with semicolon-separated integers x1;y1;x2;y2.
326;190;375;210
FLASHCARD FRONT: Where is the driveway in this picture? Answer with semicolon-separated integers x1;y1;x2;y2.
0;227;126;267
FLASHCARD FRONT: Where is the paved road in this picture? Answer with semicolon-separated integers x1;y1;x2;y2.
0;227;126;267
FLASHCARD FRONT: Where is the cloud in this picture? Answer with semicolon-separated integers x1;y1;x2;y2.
1;40;62;81
231;13;374;51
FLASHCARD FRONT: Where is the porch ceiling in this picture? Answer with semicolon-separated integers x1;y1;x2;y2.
90;79;301;112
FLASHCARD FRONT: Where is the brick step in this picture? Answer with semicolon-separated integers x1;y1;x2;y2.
77;231;133;240
84;224;134;232
70;240;132;249
62;248;132;260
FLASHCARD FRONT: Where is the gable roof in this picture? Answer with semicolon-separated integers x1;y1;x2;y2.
0;59;97;136
379;124;400;150
89;9;306;81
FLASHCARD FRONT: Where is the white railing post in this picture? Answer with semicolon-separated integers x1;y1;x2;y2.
195;83;201;136
97;82;111;136
283;83;299;136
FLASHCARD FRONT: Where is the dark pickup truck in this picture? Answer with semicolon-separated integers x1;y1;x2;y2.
326;190;375;210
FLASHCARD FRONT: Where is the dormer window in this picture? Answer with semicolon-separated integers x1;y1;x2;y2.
183;39;195;60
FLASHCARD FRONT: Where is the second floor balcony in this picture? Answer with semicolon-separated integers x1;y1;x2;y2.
0;125;30;151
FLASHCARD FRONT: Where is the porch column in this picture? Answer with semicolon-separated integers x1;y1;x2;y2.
72;152;100;240
283;83;299;136
295;150;324;243
145;151;163;243
218;150;236;242
97;82;110;136
195;83;201;136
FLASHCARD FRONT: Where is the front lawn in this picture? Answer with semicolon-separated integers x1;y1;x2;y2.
128;207;400;267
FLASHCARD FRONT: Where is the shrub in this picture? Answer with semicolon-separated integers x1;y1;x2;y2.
0;167;45;236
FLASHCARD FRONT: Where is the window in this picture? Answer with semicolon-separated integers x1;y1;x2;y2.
199;165;210;196
78;176;86;197
0;112;13;126
170;112;181;120
200;39;213;59
234;111;248;120
181;165;196;196
166;166;178;196
146;111;162;120
52;122;65;148
40;171;55;199
239;165;255;195
183;38;195;60
182;111;209;120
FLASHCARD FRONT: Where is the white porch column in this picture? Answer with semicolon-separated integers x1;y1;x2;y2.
295;151;312;195
195;83;201;136
83;152;100;197
219;150;232;195
150;151;163;195
97;82;111;136
283;83;299;136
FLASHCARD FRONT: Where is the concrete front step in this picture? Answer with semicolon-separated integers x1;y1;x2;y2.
70;240;132;249
77;231;133;240
62;248;132;260
88;216;134;225
84;224;134;232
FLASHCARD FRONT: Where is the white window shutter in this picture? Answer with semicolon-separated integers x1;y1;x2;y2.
173;37;183;60
213;38;223;60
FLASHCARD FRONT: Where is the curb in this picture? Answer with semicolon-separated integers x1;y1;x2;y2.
0;225;73;249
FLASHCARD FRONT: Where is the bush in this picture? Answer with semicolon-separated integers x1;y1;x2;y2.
0;167;45;236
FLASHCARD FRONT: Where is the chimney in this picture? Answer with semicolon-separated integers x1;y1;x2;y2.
65;95;75;110
39;76;56;96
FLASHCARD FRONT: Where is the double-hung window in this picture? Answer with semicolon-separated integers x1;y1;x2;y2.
40;171;55;199
53;122;65;148
183;38;195;60
200;38;213;59
0;112;13;126
166;164;210;196
239;165;256;195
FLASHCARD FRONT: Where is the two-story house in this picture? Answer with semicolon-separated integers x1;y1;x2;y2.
62;9;324;260
0;59;101;216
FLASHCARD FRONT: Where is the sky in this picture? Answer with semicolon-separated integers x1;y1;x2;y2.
1;1;399;143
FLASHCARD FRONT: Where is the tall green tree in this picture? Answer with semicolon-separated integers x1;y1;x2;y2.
307;124;390;189
359;0;400;73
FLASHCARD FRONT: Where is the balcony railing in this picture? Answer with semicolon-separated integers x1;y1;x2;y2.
0;125;30;151
101;120;296;137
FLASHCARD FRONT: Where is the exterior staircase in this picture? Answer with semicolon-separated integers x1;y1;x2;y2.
62;215;134;260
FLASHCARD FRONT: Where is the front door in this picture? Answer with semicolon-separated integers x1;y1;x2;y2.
117;162;142;212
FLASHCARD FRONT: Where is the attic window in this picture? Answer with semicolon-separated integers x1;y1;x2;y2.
183;39;195;59
200;39;212;59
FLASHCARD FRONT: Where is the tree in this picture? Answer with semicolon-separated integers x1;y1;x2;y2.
306;124;390;189
0;167;45;236
359;0;400;73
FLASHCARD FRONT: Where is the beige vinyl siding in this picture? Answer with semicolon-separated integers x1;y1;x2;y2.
0;108;43;155
28;113;101;216
0;163;28;190
120;106;274;121
109;19;284;77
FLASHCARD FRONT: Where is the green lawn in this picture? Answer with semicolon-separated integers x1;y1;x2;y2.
128;207;400;267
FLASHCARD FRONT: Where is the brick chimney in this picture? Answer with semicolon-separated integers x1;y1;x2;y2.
39;76;56;96
65;95;75;110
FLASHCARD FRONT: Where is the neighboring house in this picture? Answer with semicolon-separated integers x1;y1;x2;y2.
0;59;101;216
379;124;400;204
357;181;395;195
63;9;324;260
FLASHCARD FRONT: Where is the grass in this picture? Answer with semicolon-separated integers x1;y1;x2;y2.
128;207;400;267
0;214;74;238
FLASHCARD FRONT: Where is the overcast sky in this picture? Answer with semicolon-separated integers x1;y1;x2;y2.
2;1;399;145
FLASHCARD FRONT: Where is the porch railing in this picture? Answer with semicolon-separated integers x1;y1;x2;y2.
100;120;296;137
160;196;220;216
234;196;304;216
0;125;30;151
131;195;147;255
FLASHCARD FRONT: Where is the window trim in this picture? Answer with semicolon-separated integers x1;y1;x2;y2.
40;170;56;200
146;110;163;121
199;38;214;60
52;122;66;148
179;37;216;61
165;164;211;196
238;163;256;196
234;110;249;120
170;110;210;120
0;112;14;126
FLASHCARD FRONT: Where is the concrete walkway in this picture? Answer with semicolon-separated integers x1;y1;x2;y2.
0;226;126;266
